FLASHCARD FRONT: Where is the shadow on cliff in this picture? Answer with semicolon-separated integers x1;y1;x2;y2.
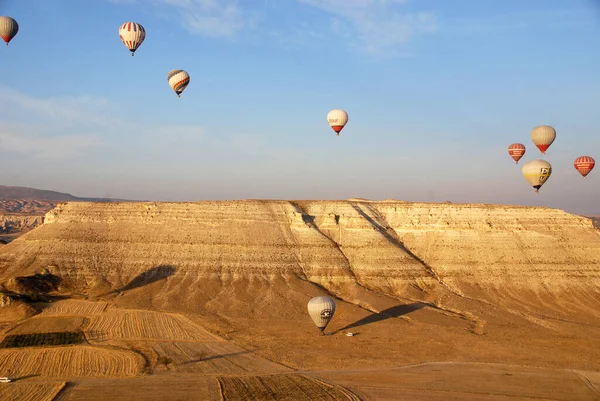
350;203;441;277
114;265;177;293
335;303;427;332
0;272;71;303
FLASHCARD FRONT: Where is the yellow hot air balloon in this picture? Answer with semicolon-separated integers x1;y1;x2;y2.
522;159;552;193
307;296;336;334
119;22;146;56
167;70;190;98
327;109;348;136
530;125;556;154
0;16;19;46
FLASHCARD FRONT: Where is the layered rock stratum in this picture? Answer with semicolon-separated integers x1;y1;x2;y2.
0;200;56;243
2;200;598;301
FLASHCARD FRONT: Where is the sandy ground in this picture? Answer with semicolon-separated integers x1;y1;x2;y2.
0;295;598;400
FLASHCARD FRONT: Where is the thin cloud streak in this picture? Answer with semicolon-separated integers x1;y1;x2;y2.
0;129;104;159
161;0;262;38
0;86;207;160
297;0;437;57
108;0;261;38
107;0;437;56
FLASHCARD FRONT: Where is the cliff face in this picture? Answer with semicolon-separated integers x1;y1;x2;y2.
0;200;599;321
0;200;57;243
0;215;44;233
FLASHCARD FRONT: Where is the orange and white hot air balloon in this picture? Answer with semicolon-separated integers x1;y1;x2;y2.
530;125;556;154
508;143;526;164
0;16;18;46
119;22;146;56
327;109;348;136
522;159;552;193
574;156;595;179
167;70;190;97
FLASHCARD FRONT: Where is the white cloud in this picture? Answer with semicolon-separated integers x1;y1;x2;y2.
298;0;436;57
0;86;113;129
108;0;260;38
0;128;104;160
160;0;261;38
0;86;206;160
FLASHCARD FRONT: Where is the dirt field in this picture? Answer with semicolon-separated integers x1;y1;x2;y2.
37;300;108;317
84;310;216;342
0;346;144;378
6;316;85;335
0;382;65;401
52;375;219;401
147;341;289;375
311;362;600;400
218;373;361;400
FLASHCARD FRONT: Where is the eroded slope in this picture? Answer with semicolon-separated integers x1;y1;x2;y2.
0;200;598;373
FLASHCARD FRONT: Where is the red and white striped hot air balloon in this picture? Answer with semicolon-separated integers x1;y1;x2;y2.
327;109;348;136
574;156;595;179
119;22;146;56
508;143;526;164
0;16;19;46
530;125;556;154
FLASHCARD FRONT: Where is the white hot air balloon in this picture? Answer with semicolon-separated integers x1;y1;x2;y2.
327;109;348;136
0;16;19;46
307;296;336;334
530;125;556;154
522;159;552;193
119;22;146;56
167;69;190;97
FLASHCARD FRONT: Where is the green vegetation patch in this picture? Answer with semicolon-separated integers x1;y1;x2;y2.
0;331;85;348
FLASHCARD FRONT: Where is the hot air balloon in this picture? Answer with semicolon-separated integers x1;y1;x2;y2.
522;159;552;193
119;22;146;56
327;109;348;136
508;143;526;164
0;16;18;46
167;70;190;98
574;156;595;179
530;125;556;154
307;296;336;334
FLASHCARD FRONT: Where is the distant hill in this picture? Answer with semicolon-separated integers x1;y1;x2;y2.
0;185;130;202
588;216;600;230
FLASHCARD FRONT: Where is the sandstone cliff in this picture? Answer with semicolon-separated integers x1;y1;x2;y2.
0;200;57;243
0;200;598;318
1;200;600;373
0;214;44;234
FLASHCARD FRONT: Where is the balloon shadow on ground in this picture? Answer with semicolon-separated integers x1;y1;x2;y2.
178;351;253;366
115;265;177;293
12;374;40;382
335;303;427;333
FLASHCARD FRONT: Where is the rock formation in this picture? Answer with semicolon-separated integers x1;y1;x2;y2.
0;200;598;321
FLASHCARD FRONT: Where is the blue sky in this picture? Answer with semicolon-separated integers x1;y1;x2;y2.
0;0;599;215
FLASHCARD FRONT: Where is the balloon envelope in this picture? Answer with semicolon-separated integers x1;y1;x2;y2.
327;109;348;136
119;22;146;55
168;70;190;97
0;16;19;46
522;159;552;192
508;143;526;164
530;125;556;154
574;156;595;178
307;296;336;332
